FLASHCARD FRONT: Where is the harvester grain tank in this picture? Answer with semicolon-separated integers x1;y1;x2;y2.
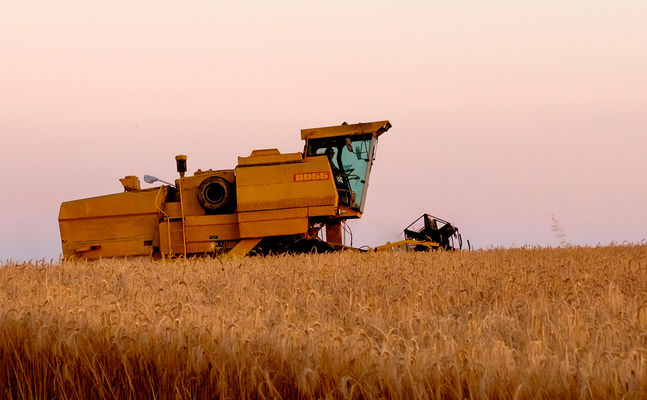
58;121;392;259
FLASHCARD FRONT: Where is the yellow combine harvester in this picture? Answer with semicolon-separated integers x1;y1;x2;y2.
59;121;392;259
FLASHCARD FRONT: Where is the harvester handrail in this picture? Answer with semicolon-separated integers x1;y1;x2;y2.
154;186;172;257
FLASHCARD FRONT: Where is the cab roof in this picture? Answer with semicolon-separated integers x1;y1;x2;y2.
300;120;392;141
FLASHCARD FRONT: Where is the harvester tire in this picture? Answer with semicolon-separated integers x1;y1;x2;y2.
414;244;432;252
197;176;232;211
287;238;334;254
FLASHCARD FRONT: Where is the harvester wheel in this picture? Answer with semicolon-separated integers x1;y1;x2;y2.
197;176;232;211
287;238;334;254
414;244;432;252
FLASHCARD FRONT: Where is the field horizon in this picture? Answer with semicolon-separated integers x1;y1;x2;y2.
1;245;646;399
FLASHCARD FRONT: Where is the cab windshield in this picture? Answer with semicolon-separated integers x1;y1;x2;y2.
306;134;377;212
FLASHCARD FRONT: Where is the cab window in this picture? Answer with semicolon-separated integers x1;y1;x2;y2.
306;134;376;212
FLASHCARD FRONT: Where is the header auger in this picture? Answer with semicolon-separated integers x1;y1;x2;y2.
375;214;466;252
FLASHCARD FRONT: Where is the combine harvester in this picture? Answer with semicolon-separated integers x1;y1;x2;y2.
59;120;463;259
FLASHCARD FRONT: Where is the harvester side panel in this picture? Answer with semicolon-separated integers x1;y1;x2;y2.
58;187;167;259
238;207;309;238
159;214;241;255
236;155;338;213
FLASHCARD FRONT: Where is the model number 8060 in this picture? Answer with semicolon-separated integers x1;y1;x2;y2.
293;171;330;182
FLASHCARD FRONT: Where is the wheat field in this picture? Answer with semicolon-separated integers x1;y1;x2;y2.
1;245;646;399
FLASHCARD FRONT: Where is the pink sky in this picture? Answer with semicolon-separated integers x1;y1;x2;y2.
2;1;646;260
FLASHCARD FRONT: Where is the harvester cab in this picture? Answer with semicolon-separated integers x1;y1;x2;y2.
302;121;391;215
